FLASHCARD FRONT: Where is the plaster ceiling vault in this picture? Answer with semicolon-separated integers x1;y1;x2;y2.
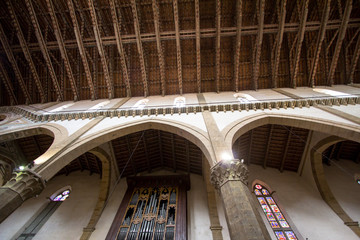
0;0;359;106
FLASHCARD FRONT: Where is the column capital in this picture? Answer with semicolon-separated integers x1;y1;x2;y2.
210;159;249;188
3;170;45;200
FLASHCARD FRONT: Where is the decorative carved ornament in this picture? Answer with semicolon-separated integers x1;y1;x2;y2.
210;159;249;188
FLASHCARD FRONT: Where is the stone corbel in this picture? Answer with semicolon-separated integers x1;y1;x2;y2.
210;159;249;189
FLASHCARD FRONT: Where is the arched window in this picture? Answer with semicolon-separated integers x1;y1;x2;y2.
253;183;298;240
17;187;71;239
174;97;185;108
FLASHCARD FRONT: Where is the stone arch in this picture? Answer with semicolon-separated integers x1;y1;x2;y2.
310;136;360;237
36;118;214;182
223;113;360;151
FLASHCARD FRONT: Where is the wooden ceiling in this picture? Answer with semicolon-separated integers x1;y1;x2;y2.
0;0;359;106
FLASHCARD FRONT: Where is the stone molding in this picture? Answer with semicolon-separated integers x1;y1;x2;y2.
2;170;45;200
0;95;358;122
210;159;249;188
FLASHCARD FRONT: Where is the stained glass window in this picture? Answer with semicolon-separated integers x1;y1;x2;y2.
53;189;71;202
253;184;298;240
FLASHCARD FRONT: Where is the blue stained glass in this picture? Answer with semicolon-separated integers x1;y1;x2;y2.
262;204;271;213
54;195;62;201
257;197;267;205
270;204;280;213
266;213;276;221
62;190;70;195
266;197;275;205
270;221;280;228
275;231;286;240
262;189;270;195
279;220;289;228
254;189;262;195
275;213;285;221
285;231;297;240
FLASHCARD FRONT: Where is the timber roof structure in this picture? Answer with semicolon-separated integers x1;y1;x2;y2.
0;0;359;106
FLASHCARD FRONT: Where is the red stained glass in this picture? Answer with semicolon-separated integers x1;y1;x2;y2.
271;204;280;213
270;221;280;228
255;184;262;190
285;231;297;240
275;231;286;240
254;189;262;195
262;189;270;195
266;197;275;205
266;213;276;221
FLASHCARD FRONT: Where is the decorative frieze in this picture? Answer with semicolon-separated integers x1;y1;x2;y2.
0;95;359;123
210;159;249;189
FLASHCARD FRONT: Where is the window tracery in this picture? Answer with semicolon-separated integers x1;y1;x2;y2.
254;184;298;240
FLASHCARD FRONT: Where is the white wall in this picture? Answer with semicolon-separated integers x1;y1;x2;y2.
0;171;100;240
248;164;359;240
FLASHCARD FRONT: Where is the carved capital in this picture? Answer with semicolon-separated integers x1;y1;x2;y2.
3;170;45;200
210;159;249;188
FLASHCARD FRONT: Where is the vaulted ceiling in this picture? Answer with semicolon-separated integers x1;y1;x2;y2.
0;0;359;106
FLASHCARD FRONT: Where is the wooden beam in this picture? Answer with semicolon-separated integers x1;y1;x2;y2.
157;130;164;166
67;0;96;100
186;140;190;174
215;0;221;93
88;0;114;99
109;0;131;97
142;136;151;173
173;0;183;95
125;136;137;175
84;153;92;175
152;0;166;96
292;0;309;88
247;130;253;165
308;0;330;87
272;0;287;88
328;0;352;85
46;0;79;101
7;1;45;103
171;134;176;172
0;23;32;104
280;127;292;172
349;34;360;84
0;63;17;105
195;0;201;93
25;0;63;101
234;0;243;92
130;0;148;97
253;0;265;90
263;125;274;169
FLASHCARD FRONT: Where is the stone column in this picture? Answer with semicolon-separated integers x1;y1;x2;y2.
211;159;270;240
0;170;45;223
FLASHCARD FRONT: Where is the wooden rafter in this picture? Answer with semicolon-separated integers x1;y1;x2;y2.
158;130;164;166
7;1;45;103
152;0;166;96
234;0;243;92
109;0;131;97
67;0;96;100
0;63;17;105
171;134;176;172
308;0;330;87
46;0;79;101
292;0;309;88
88;0;114;99
195;0;201;93
125;136;137;175
328;0;352;86
131;0;148;97
280;127;292;172
263;125;273;168
173;0;183;95
186;140;190;174
349;34;360;84
247;130;253;165
253;0;265;90
272;0;287;88
24;0;63;101
142;136;151;173
215;0;221;93
0;23;32;104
